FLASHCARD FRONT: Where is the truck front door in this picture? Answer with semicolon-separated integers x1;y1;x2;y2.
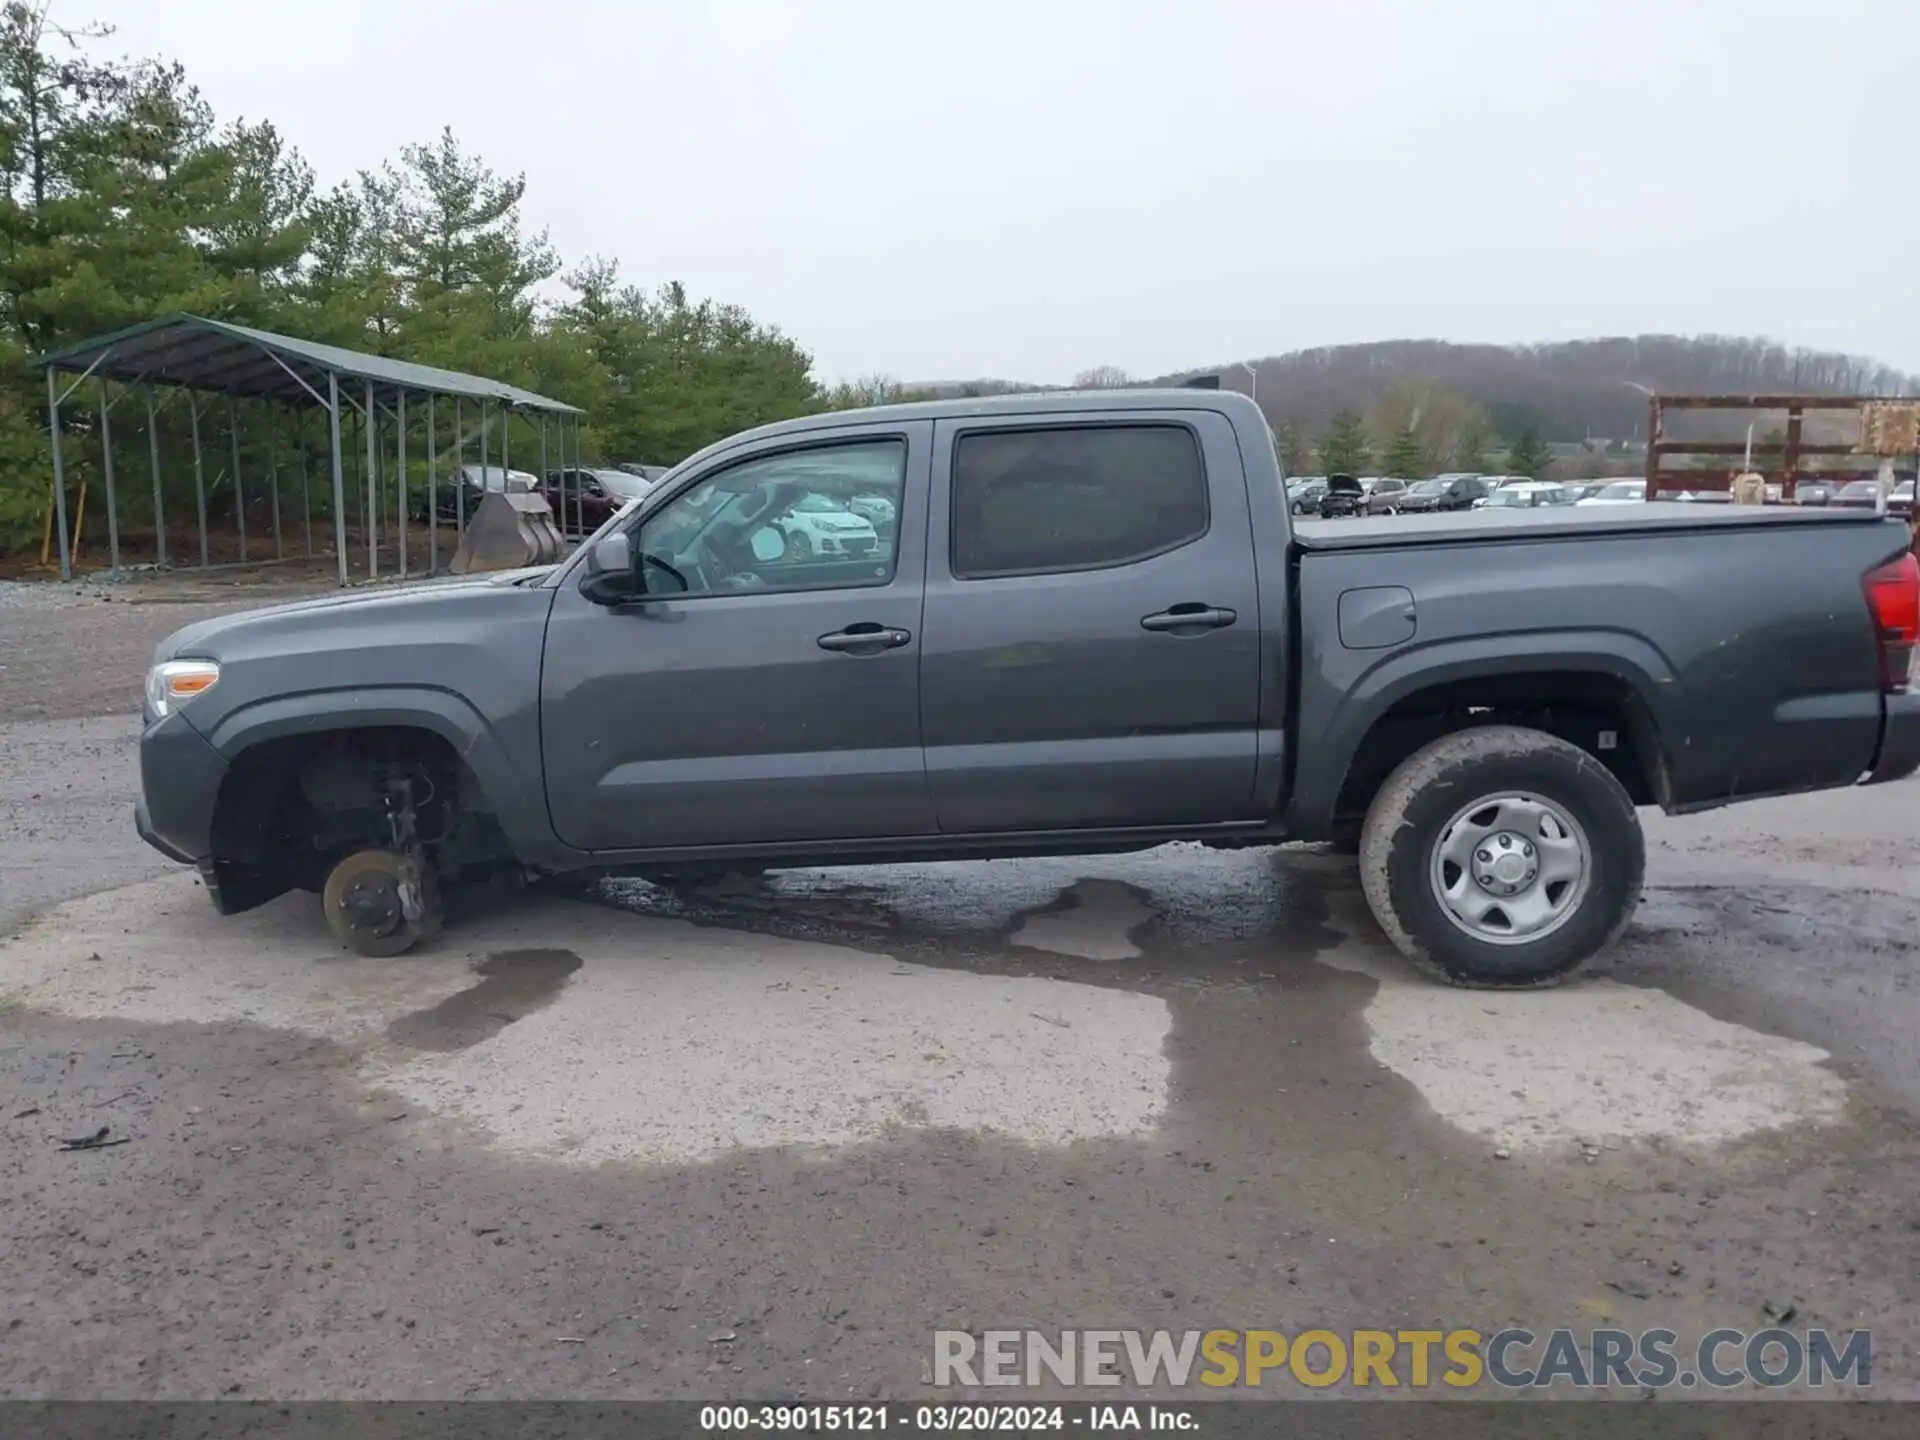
539;422;934;852
918;409;1264;833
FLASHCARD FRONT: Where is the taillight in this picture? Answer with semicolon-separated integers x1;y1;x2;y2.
1863;552;1920;692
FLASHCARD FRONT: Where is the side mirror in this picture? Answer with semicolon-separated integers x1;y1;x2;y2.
581;532;636;605
750;527;784;563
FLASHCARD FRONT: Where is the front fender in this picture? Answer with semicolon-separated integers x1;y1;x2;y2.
1291;630;1684;834
196;686;566;865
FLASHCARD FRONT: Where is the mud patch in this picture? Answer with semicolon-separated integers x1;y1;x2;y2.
4;874;1174;1168
385;947;582;1052
1009;880;1155;961
1317;887;1851;1152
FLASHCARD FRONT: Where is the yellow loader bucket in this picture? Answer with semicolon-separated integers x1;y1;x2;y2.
449;492;566;574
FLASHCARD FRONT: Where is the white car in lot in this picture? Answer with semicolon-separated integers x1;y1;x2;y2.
1472;482;1576;509
764;492;881;559
1576;480;1647;506
846;492;897;534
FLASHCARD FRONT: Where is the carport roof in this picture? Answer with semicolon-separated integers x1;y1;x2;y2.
34;313;582;414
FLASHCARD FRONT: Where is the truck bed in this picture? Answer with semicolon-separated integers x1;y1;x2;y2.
1292;501;1894;550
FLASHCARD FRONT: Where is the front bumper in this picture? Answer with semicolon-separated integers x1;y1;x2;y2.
134;710;229;864
1865;689;1920;785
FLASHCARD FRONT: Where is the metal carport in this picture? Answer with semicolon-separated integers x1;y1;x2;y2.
34;314;585;585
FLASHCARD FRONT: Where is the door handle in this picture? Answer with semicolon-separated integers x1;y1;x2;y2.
1141;604;1237;633
817;623;912;654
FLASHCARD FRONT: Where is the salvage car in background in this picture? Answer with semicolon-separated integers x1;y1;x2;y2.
543;467;657;537
1364;477;1411;515
1576;479;1647;506
1316;473;1366;518
753;491;880;560
1474;482;1575;510
1287;477;1329;516
434;464;542;525
1832;481;1889;511
1397;473;1491;513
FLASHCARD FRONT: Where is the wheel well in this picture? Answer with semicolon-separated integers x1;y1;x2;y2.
210;725;501;890
1330;671;1666;832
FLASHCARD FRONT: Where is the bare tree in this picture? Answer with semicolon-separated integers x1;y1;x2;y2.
1073;365;1134;389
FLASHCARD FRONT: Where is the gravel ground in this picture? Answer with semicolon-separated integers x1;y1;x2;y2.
1;577;1917;1404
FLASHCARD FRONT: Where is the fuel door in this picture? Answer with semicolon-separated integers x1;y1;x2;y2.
1337;585;1416;650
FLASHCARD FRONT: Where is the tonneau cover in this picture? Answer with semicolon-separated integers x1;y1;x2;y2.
1292;501;1893;550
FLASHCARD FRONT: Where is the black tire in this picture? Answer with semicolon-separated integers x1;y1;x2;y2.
781;529;813;562
1357;725;1643;988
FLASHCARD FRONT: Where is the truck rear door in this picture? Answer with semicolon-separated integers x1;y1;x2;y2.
918;407;1263;832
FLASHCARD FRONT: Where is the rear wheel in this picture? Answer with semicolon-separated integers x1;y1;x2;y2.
781;529;813;562
1358;725;1643;987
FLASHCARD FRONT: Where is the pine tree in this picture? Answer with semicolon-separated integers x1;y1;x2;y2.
1318;411;1369;475
1507;427;1553;479
1275;419;1311;477
1451;417;1493;473
1383;425;1428;479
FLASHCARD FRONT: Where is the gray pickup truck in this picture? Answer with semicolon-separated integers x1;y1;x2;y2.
135;390;1920;987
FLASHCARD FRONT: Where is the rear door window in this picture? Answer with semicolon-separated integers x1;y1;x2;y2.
950;424;1208;579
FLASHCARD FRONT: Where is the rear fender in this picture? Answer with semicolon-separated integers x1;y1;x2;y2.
1295;631;1682;833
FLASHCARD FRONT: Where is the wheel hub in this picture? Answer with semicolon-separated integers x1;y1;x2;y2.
1429;792;1593;946
1471;832;1538;895
341;874;402;936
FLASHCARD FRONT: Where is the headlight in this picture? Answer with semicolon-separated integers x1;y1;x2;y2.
145;659;220;718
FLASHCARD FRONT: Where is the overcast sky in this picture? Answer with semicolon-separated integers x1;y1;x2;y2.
79;0;1920;384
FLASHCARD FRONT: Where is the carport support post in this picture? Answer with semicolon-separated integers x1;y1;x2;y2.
297;407;313;559
145;385;166;568
477;399;489;527
364;380;378;581
427;395;438;573
564;413;575;534
571;415;583;535
266;405;282;560
395;388;407;579
327;373;349;587
454;398;466;533
539;414;549;534
227;394;247;563
46;367;72;581
500;403;511;481
97;378;120;574
189;399;209;568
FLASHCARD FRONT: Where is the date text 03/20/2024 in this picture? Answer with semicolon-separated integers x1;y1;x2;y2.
700;1405;1190;1432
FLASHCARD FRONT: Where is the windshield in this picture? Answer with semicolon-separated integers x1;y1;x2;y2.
1484;489;1527;506
1410;479;1447;494
1838;481;1879;497
1594;482;1643;500
793;494;851;513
